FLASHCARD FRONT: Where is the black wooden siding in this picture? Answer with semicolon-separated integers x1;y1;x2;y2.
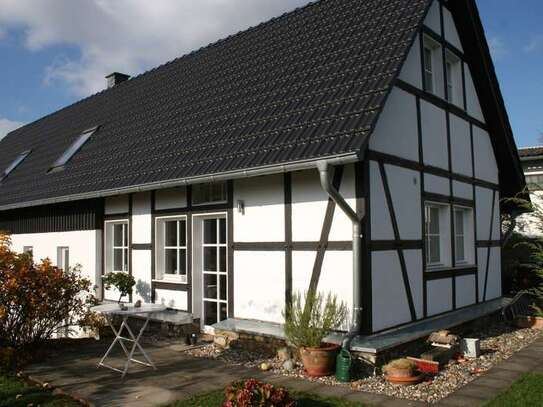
0;199;104;234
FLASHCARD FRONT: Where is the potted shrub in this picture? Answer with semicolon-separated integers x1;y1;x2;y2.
102;272;135;304
283;291;347;377
383;358;423;385
515;304;543;330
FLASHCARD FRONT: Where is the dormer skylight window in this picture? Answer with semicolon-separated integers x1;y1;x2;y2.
0;150;31;183
49;127;98;173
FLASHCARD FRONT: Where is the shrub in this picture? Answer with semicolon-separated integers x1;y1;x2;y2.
223;378;295;407
102;272;135;303
0;232;92;350
283;291;347;348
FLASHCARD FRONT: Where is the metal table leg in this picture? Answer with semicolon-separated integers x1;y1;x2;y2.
97;313;157;378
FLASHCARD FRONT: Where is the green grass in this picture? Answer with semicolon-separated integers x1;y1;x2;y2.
168;389;366;407
485;373;543;407
0;374;80;407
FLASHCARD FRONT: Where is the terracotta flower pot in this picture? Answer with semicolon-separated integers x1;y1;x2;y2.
515;315;543;330
385;366;414;378
300;344;340;377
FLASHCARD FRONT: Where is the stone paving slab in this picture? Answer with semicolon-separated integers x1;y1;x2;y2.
437;336;543;407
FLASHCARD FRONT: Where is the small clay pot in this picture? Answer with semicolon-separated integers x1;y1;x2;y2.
515;316;543;330
300;343;340;377
385;366;415;378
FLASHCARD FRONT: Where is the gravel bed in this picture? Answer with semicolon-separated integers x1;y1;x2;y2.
186;322;541;404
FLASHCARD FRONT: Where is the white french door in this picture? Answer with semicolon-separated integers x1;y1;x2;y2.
201;216;228;328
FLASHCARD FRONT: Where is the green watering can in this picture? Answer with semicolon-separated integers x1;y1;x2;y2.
335;348;352;382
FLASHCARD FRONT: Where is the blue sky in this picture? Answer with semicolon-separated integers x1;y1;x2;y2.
0;0;541;147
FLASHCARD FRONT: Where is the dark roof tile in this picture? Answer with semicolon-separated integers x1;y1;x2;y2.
0;0;431;208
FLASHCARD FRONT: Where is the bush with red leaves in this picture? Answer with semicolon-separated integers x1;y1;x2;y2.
223;378;295;407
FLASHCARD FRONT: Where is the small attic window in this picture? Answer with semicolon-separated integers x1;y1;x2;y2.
1;150;31;183
49;127;98;173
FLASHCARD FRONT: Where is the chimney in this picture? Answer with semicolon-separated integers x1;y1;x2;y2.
105;72;130;88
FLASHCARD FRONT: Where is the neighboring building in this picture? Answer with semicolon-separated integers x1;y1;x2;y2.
519;147;543;190
516;147;543;236
0;0;525;341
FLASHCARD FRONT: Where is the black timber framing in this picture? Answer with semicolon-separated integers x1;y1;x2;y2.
0;198;104;234
227;180;234;318
367;150;499;191
483;189;497;302
424;267;477;281
396;79;486;131
378;161;417;322
360;159;372;335
308;166;344;295
370;240;422;251
284;173;293;309
128;194;133;303
476;240;500;248
423;192;474;207
232;241;352;251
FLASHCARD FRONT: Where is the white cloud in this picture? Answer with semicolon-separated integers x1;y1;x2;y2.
0;0;308;96
488;36;508;61
524;35;543;53
0;118;24;140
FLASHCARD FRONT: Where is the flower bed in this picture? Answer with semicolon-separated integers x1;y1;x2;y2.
187;322;541;403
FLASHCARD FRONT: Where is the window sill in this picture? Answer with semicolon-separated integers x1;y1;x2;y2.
426;264;476;272
152;279;188;285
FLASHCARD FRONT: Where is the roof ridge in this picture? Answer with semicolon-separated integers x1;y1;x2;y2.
7;0;321;138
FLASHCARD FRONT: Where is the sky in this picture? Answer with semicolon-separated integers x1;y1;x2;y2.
0;0;541;147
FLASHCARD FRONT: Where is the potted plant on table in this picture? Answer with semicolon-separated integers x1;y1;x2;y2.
102;272;136;305
283;291;347;377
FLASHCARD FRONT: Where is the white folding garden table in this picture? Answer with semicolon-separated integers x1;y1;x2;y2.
91;303;167;378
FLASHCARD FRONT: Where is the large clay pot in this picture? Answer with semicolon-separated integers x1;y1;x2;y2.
300;344;340;377
515;316;543;330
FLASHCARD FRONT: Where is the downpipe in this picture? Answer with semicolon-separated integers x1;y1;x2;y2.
317;161;363;350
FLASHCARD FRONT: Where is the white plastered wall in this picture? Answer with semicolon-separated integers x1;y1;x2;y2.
421;100;448;170
450;114;473;177
291;166;355;242
473;126;498;184
370;88;419;162
372;250;423;332
233;174;284;242
10;230;102;291
443;6;463;51
398;34;423;90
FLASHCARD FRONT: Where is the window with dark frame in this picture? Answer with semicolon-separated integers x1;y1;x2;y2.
423;44;434;94
156;216;187;282
192;182;227;206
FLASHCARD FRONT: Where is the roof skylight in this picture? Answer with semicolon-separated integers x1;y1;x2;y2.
1;150;31;183
49;127;98;173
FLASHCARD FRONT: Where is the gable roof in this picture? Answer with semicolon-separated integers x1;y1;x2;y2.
0;0;431;210
0;0;524;211
518;147;543;159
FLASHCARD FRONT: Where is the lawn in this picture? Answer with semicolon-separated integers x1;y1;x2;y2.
168;389;366;407
485;373;543;406
0;374;79;407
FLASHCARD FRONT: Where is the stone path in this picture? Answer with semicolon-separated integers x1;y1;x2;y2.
23;335;543;406
24;338;424;406
436;335;543;406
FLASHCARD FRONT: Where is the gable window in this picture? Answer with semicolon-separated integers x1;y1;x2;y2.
192;182;227;206
1;150;31;183
424;202;451;268
445;51;461;105
105;220;129;274
155;216;187;282
49;127;98;173
454;206;474;264
423;45;434;93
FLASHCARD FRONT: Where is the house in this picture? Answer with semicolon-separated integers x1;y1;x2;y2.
0;0;525;346
515;147;543;236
